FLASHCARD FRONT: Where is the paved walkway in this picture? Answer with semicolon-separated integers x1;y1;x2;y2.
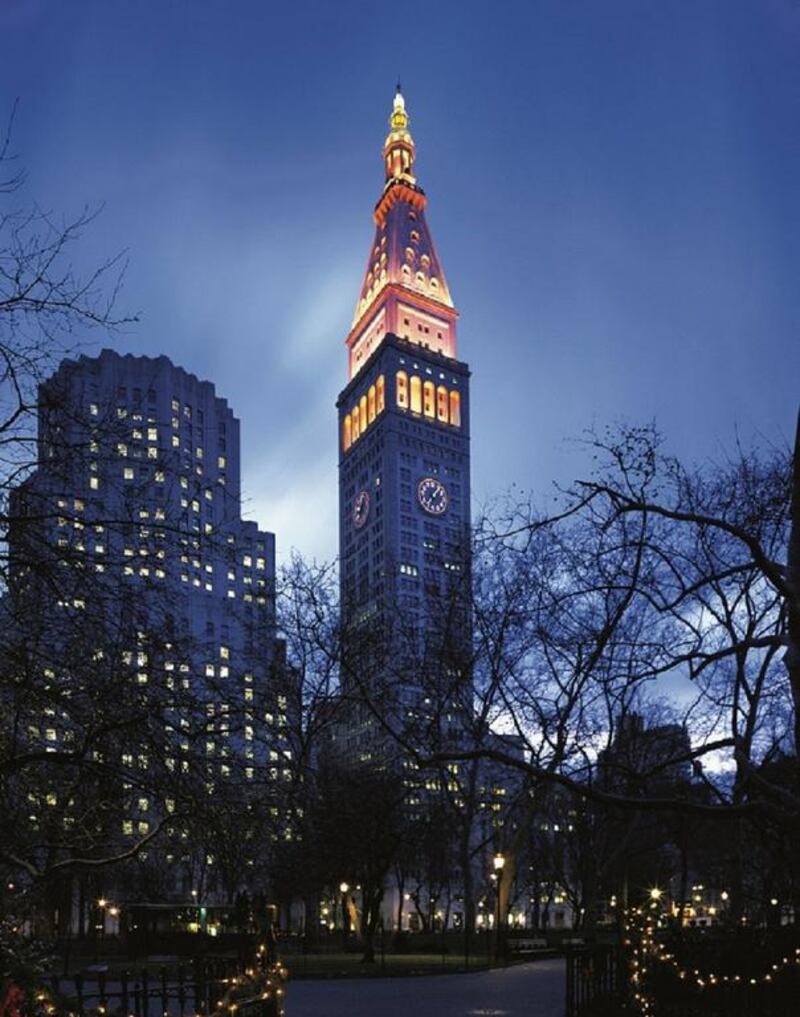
288;958;565;1017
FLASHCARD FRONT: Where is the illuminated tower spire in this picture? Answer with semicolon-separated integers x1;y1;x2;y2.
383;84;416;184
345;87;458;381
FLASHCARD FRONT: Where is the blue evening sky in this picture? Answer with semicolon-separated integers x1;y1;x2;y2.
2;0;798;562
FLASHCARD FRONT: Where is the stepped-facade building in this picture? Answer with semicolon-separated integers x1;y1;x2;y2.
7;350;287;914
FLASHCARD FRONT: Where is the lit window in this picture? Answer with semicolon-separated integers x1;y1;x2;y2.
368;384;376;423
410;375;422;414
449;390;461;427
376;374;385;413
437;385;449;423
90;403;99;416
351;407;360;441
123;467;134;480
147;427;158;441
342;415;352;452
359;395;367;433
90;476;100;490
423;380;435;418
218;455;226;469
220;646;230;660
396;370;408;409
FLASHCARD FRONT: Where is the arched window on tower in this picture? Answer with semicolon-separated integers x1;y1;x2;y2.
376;375;385;413
396;371;408;409
343;415;352;452
351;407;360;442
368;385;376;423
359;395;368;433
410;375;422;415
437;385;449;423
423;380;435;419
449;390;461;427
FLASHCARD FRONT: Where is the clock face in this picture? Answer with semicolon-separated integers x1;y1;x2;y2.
352;489;370;528
417;476;448;516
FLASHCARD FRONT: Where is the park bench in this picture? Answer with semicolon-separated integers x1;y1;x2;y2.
508;937;550;955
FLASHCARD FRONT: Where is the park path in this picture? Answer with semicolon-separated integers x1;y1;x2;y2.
288;958;565;1017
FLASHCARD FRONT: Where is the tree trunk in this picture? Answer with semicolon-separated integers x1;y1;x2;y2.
303;892;320;948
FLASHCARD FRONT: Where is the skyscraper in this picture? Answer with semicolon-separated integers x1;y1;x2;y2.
337;89;471;762
7;349;286;907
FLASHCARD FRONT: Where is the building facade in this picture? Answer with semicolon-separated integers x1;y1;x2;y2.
337;88;472;764
7;350;287;912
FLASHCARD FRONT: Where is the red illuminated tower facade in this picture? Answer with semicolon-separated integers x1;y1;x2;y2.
337;89;471;757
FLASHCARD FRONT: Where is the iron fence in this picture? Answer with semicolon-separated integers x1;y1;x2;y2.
40;958;285;1017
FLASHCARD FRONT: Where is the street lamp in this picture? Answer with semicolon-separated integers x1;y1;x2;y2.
492;853;505;963
339;882;350;948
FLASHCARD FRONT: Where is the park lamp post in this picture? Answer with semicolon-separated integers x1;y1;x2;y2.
493;853;506;963
340;882;350;948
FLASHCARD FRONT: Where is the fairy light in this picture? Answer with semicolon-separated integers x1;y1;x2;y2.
625;900;800;1012
209;960;287;1016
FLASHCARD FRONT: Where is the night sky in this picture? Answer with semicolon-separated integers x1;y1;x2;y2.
2;1;798;562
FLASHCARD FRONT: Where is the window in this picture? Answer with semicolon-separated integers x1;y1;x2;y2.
359;395;367;433
437;385;449;423
396;370;408;409
449;390;461;427
423;380;435;419
410;375;422;414
351;407;360;441
368;384;376;423
376;374;385;413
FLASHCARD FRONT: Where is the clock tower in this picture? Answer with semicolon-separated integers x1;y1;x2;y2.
337;88;471;760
